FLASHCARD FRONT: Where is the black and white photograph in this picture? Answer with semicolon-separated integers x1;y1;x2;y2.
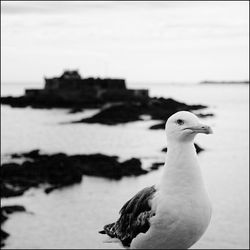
1;1;249;249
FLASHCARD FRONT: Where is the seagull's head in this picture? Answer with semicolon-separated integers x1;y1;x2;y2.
165;111;213;143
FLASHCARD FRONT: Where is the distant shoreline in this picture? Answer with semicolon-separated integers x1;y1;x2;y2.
200;80;249;84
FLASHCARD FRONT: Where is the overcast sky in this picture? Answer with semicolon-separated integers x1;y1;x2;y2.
1;1;249;84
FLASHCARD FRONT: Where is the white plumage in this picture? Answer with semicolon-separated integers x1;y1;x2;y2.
100;111;213;249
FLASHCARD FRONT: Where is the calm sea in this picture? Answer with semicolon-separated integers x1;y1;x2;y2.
1;82;249;249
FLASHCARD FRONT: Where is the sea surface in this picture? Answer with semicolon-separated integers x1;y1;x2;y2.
1;82;249;249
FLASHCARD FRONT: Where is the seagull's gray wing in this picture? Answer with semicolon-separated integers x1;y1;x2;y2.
99;185;156;247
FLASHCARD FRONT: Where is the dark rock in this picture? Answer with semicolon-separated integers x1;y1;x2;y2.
150;162;164;170
1;93;212;127
76;103;143;125
1;151;147;198
2;205;26;215
1;71;145;109
70;154;148;179
1;213;8;224
22;149;41;159
120;158;148;176
1;229;9;247
1;205;26;247
1;182;29;198
194;143;204;154
0;96;102;109
74;97;209;126
11;153;22;158
1;229;9;240
149;122;165;130
161;143;204;154
147;97;206;122
11;149;41;160
44;185;63;194
71;154;121;178
161;147;167;153
196;113;214;118
68;108;83;114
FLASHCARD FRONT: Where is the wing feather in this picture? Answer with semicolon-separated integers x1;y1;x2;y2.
100;185;156;247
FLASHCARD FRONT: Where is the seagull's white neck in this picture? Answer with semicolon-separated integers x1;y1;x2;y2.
160;140;205;194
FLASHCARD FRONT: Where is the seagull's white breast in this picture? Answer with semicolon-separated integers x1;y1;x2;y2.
131;188;212;249
131;143;212;249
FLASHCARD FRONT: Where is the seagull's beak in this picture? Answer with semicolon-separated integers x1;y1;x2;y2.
184;124;213;134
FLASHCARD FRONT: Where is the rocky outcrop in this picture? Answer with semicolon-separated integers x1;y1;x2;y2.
0;95;103;109
1;89;212;127
150;162;165;171
1;205;26;248
1;150;147;198
74;97;208;125
75;103;144;125
149;122;166;130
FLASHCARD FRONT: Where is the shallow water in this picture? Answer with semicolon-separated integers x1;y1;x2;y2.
1;82;249;249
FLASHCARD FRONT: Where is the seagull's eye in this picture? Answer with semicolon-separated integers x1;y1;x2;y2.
176;119;184;125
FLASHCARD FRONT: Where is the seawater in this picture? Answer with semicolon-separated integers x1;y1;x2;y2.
1;82;249;249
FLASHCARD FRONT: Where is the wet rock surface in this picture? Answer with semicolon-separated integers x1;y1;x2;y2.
1;150;148;198
74;97;208;125
1;95;211;127
150;162;165;171
0;95;102;109
1;205;26;248
149;122;166;130
196;113;214;118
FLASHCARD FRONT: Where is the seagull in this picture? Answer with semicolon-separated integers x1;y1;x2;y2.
99;111;213;249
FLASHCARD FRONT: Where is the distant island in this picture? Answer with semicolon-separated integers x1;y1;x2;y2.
1;70;149;108
1;70;213;127
27;70;149;103
200;80;249;84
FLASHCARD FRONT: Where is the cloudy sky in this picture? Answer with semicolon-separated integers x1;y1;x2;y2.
1;1;249;84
